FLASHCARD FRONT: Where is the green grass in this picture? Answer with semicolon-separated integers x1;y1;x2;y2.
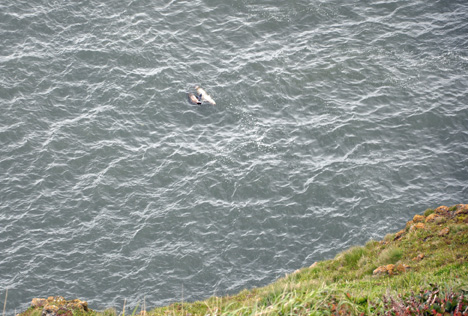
343;246;368;269
377;245;403;265
16;204;468;316
423;208;435;217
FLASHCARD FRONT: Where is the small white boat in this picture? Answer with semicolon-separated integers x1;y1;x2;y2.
195;86;216;105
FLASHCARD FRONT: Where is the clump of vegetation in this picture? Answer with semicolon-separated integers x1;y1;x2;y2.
381;286;468;315
343;246;368;269
424;208;435;217
377;245;403;265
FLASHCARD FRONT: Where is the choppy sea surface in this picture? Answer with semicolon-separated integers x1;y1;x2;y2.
1;0;467;312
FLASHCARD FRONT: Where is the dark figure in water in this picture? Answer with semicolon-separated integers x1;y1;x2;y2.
188;93;202;105
187;86;216;105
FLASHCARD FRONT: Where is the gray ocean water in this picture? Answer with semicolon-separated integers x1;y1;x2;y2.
1;0;468;312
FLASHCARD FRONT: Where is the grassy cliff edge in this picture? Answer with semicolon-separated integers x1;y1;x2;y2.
18;204;468;315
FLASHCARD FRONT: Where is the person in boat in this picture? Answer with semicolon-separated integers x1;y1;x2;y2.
187;93;202;105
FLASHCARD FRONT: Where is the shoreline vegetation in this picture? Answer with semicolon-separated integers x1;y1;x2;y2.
13;204;468;315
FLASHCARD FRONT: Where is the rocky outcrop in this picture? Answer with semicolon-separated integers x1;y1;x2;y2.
435;205;450;215
412;253;425;262
425;213;440;223
412;214;425;223
455;204;468;216
374;203;468;277
438;227;450;236
409;222;425;232
30;297;89;316
398;204;467;240
31;298;47;308
373;264;410;276
433;204;468;218
393;229;406;241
